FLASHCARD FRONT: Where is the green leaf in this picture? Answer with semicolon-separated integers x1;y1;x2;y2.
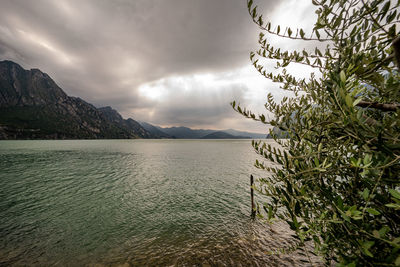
315;29;320;39
340;71;346;83
353;97;362;107
378;226;389;237
300;29;305;38
389;189;400;200
314;158;320;167
363;241;374;249
395;255;400;266
342;213;350;222
345;95;353;107
250;52;255;61
363;154;371;165
387;10;397;23
363;247;373;257
258;15;263;26
247;0;253;9
268;205;273;219
380;2;390;21
385;203;400;209
252;7;257;19
362;188;370;200
373;230;380;238
362;241;374;257
318;142;322;152
350;157;358;167
366;208;380;216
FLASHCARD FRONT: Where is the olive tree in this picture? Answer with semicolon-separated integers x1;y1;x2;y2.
232;0;400;265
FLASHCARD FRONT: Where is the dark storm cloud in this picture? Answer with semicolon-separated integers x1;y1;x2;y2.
0;0;280;131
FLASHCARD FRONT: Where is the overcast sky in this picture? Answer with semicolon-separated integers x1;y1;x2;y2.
0;0;316;133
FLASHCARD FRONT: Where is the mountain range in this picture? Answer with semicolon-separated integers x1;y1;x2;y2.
139;123;267;139
0;60;267;140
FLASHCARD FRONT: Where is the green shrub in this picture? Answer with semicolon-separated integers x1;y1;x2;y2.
233;0;400;265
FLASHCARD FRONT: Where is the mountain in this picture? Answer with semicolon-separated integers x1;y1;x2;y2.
201;131;250;139
0;60;151;139
139;121;172;138
139;122;267;139
154;126;215;139
98;106;152;138
223;129;266;139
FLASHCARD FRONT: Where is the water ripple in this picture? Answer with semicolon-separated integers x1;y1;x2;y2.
0;140;321;266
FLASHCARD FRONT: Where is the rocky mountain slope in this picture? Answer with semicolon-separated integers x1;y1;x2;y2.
0;60;151;139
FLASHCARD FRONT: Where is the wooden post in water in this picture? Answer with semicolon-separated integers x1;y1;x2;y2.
250;175;255;217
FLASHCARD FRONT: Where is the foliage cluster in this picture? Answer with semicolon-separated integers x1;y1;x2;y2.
233;0;400;265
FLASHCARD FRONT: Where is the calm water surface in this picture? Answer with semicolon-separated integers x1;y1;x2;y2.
0;140;318;266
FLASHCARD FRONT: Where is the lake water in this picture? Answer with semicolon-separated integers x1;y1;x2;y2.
0;140;318;266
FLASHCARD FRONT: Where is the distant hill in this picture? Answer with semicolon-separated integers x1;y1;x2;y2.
223;129;266;139
0;60;151;139
139;121;172;138
155;126;215;139
139;122;267;139
201;131;250;139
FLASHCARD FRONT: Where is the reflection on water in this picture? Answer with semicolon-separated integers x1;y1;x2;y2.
0;140;320;266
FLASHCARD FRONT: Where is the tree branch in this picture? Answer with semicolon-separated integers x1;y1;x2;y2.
356;101;400;112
